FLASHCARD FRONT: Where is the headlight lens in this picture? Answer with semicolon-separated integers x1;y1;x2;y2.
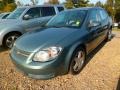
33;46;62;62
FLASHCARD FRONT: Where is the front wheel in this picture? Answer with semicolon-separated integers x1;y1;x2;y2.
3;33;20;48
69;47;86;75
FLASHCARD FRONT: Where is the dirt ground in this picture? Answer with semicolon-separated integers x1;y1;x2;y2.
0;31;120;90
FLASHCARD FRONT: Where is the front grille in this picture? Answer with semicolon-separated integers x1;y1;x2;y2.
14;46;31;58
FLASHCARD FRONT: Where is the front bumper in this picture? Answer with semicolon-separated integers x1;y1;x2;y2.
0;31;5;46
10;52;66;79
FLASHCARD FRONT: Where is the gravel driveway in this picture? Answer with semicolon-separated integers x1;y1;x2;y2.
0;31;120;90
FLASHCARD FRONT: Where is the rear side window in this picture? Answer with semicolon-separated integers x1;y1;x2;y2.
89;10;101;22
99;10;108;20
57;7;64;12
40;7;56;17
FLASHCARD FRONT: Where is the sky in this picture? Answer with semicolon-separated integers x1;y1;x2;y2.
16;0;107;5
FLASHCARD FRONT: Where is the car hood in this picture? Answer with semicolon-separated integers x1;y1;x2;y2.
15;27;77;52
0;19;21;30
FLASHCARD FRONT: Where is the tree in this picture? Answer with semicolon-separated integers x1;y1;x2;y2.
95;1;104;7
114;0;120;22
115;8;120;22
0;0;16;12
105;0;120;22
16;1;23;6
0;1;4;10
104;0;115;21
78;0;89;7
45;0;59;4
3;3;16;12
65;0;74;9
87;3;95;7
65;0;89;9
31;0;39;5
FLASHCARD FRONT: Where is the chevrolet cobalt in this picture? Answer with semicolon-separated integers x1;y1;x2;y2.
10;7;112;79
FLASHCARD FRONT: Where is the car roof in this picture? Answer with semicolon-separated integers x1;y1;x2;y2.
67;7;104;12
17;4;65;8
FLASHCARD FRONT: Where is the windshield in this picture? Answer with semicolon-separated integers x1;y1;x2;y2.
7;8;26;19
46;10;87;28
0;13;4;18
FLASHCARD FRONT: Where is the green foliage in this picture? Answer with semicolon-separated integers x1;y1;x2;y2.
95;1;104;8
0;1;4;10
4;3;16;12
65;0;89;9
104;0;120;22
104;0;114;16
0;0;16;12
48;0;59;4
65;0;74;9
78;0;89;7
115;8;120;22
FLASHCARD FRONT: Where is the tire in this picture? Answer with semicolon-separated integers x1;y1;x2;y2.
69;47;86;75
3;33;20;49
106;29;112;41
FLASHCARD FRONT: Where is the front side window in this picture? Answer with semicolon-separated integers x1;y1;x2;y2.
47;10;87;28
7;8;26;19
24;7;40;19
41;7;56;17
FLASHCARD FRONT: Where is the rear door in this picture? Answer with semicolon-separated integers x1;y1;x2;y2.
98;9;109;41
37;7;56;26
86;9;103;53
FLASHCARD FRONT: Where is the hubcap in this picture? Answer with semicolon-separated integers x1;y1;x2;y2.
73;51;85;72
6;35;18;48
108;30;112;40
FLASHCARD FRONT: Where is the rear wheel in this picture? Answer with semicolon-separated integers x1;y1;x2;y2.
3;33;21;48
69;47;86;75
106;29;112;41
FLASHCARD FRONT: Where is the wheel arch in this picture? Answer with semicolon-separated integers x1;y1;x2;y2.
2;31;22;46
64;42;87;74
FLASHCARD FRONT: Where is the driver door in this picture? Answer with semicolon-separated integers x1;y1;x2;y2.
22;7;41;32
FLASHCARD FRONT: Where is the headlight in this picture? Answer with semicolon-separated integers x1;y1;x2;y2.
33;46;62;62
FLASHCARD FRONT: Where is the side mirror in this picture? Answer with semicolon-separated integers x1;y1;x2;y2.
88;20;101;28
23;14;32;20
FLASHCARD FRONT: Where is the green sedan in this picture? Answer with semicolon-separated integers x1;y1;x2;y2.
10;7;112;79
